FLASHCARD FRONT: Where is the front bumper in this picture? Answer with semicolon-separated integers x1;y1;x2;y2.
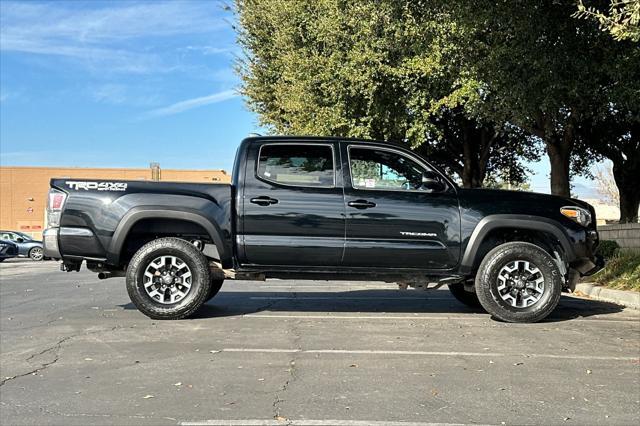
42;228;61;259
582;254;605;276
570;254;605;276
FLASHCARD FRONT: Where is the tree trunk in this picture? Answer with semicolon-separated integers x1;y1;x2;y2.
460;123;492;188
546;140;571;197
461;126;475;188
461;138;483;188
612;161;640;223
535;112;574;198
619;189;640;223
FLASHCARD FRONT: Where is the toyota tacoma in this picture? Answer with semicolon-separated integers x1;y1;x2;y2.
43;136;603;322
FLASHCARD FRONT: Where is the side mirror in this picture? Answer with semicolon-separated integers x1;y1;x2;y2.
16;238;25;243
421;171;446;192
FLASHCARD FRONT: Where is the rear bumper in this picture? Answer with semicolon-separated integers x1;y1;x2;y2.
43;228;61;259
44;226;106;261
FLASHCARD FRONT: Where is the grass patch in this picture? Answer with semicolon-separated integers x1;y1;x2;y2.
590;250;640;291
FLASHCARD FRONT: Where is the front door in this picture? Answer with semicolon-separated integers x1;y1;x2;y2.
241;141;345;266
341;143;461;269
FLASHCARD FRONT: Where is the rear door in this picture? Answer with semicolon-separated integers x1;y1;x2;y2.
240;141;345;266
341;143;461;269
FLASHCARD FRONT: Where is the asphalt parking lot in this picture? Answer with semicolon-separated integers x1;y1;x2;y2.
1;260;638;426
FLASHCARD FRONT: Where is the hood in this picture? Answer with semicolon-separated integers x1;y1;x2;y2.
457;188;596;226
459;188;591;206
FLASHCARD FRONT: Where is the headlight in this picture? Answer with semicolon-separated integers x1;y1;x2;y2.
560;206;591;227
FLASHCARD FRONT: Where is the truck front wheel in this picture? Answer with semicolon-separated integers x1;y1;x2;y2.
475;242;562;323
126;237;211;320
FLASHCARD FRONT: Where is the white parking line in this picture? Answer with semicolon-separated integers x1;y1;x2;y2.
223;348;300;353
243;313;640;324
240;285;391;289
245;314;483;321
182;420;489;426
218;348;637;361
249;296;453;301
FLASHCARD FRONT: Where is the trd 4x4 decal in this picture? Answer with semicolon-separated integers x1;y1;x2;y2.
66;181;128;191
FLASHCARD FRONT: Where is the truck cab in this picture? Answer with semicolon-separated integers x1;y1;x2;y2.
235;137;460;272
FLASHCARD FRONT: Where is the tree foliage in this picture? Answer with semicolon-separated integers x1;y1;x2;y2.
581;109;640;222
575;0;640;42
439;1;639;197
234;0;537;188
235;0;640;211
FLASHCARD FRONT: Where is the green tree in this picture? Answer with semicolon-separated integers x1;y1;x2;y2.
580;109;640;222
575;0;640;42
414;108;539;188
444;1;639;197
234;0;537;188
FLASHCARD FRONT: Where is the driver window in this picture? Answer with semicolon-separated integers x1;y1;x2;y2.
349;147;434;192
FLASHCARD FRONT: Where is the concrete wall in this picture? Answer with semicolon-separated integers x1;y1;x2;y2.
597;223;640;249
0;166;230;240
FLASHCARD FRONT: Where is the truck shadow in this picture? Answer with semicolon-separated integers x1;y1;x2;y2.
175;289;625;323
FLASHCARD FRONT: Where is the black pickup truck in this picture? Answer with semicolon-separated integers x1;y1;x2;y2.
43;136;603;322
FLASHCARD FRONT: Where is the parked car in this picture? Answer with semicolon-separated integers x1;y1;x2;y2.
0;240;19;262
0;231;44;261
43;136;603;323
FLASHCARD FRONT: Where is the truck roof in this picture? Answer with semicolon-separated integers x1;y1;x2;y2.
242;135;408;149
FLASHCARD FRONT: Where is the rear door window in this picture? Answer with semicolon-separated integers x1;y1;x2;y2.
257;144;335;187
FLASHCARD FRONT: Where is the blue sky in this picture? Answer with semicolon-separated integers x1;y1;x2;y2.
0;0;597;197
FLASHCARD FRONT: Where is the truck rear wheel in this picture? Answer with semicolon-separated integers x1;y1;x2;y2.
475;242;562;323
126;237;211;320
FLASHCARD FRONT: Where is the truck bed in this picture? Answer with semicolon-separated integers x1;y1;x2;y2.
50;178;232;264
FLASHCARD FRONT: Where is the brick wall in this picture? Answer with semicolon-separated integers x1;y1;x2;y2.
597;223;640;250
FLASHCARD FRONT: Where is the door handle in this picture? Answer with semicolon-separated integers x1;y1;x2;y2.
250;196;279;206
348;199;376;209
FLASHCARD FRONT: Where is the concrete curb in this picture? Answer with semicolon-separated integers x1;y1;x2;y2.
573;283;640;310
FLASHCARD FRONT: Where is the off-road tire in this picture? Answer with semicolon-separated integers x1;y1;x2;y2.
126;237;211;320
206;279;224;302
475;242;562;323
448;283;482;308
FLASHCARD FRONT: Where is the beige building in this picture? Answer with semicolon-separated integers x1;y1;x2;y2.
0;166;230;240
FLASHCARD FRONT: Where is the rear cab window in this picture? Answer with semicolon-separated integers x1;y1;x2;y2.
257;144;335;187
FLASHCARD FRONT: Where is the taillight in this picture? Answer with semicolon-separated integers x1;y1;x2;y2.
47;188;67;227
